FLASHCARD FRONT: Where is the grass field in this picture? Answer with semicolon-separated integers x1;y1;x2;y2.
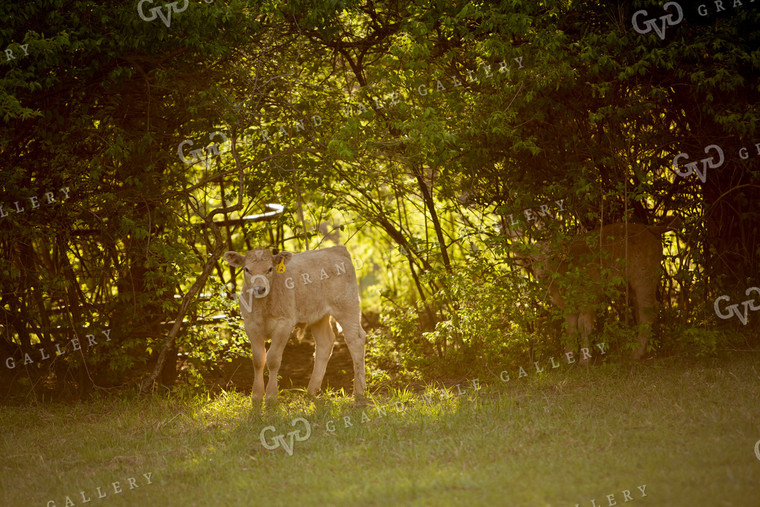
2;352;759;506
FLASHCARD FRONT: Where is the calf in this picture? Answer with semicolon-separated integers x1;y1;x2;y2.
516;221;678;361
224;245;366;404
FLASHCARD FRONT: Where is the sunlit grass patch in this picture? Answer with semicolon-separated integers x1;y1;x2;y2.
1;354;759;506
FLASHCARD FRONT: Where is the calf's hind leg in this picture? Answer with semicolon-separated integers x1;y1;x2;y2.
630;281;657;360
334;312;367;397
307;315;335;395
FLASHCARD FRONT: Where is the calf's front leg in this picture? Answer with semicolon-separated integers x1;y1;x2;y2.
264;324;293;402
249;333;266;405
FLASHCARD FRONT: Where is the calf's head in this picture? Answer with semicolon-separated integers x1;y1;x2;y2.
224;249;292;298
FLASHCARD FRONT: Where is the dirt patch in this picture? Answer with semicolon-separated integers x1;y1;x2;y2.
209;336;356;395
205;313;380;396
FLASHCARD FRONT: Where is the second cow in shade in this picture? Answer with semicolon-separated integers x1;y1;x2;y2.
224;245;366;404
516;220;679;361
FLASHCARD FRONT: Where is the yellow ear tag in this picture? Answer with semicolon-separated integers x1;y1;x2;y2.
276;259;286;273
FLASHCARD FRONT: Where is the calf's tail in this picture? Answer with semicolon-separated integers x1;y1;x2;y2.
292;323;307;342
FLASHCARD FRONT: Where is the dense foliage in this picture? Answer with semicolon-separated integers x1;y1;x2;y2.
1;0;758;401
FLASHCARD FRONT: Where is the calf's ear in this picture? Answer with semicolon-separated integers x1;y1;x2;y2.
224;251;245;267
273;251;293;265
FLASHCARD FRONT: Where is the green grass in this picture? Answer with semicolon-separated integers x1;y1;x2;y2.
2;353;759;506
